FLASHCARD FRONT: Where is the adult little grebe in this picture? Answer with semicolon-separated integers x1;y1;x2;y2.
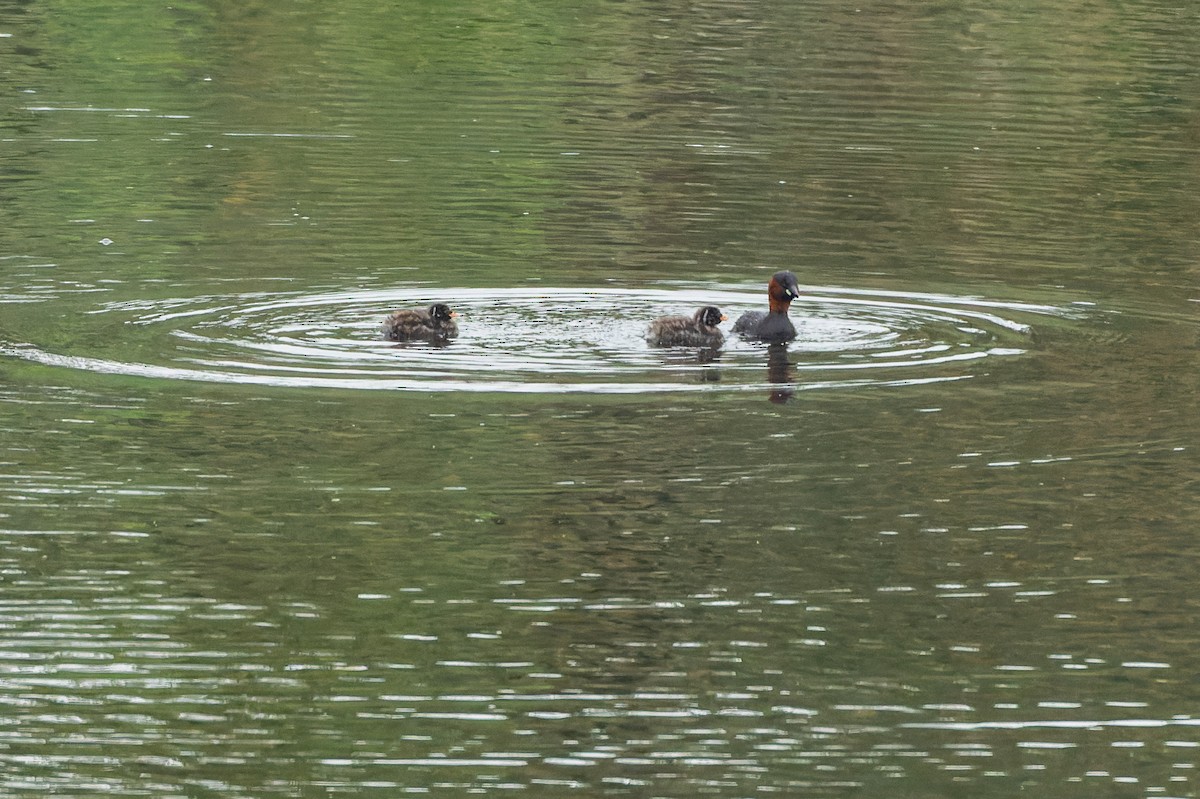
647;306;727;347
381;303;459;342
732;270;801;342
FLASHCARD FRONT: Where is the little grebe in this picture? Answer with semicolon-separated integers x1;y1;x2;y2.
647;305;727;347
732;270;801;342
381;303;459;342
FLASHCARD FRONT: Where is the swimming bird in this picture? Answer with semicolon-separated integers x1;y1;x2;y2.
732;270;801;342
646;306;727;348
381;303;459;342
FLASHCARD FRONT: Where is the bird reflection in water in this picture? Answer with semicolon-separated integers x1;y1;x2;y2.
766;343;795;404
658;345;723;383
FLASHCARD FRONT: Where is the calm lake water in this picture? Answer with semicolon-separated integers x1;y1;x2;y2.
1;1;1198;797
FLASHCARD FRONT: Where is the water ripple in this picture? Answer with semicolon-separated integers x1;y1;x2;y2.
0;285;1067;394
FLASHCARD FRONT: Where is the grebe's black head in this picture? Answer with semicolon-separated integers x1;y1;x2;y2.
429;303;455;323
769;271;801;301
695;306;727;328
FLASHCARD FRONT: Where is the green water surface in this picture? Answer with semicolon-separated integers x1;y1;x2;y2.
1;1;1198;796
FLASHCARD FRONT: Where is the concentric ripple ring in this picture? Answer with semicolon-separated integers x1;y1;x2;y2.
0;285;1071;394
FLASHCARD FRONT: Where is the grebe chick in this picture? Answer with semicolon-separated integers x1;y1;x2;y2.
647;305;727;347
381;303;459;342
732;270;801;342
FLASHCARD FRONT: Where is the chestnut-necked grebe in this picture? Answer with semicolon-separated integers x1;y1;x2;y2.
732;271;800;342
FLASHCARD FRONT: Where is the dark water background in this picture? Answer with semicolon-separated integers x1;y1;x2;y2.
1;1;1198;796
